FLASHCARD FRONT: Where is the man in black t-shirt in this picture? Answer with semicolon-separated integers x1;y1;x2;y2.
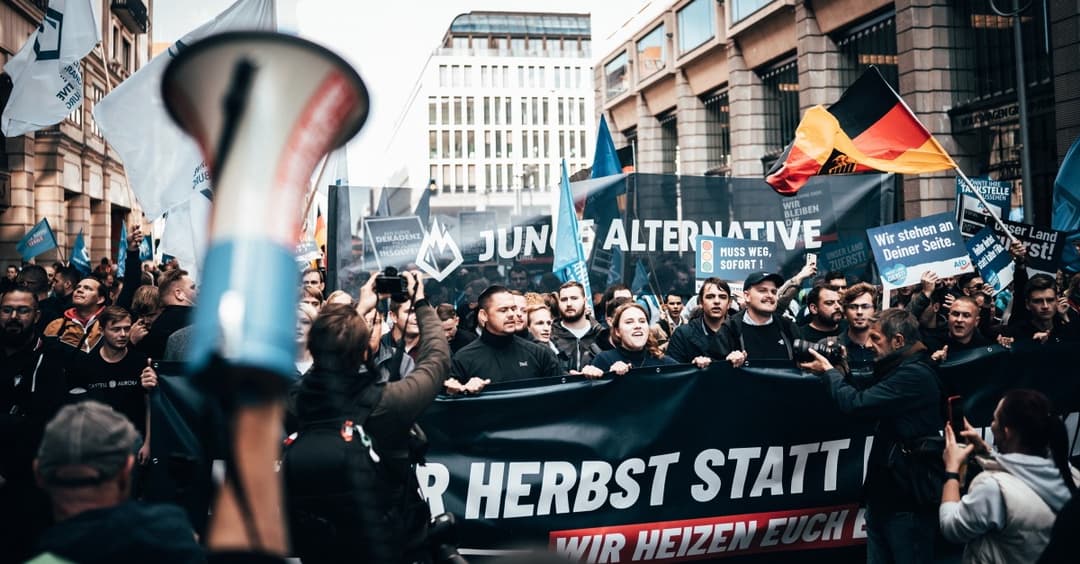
68;306;156;465
716;272;799;367
800;284;844;342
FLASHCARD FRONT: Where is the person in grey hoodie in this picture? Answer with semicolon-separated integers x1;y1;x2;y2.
941;389;1079;563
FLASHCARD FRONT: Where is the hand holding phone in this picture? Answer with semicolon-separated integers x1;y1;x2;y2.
948;395;966;444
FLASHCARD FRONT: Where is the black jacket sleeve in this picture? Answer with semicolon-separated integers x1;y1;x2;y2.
817;361;936;418
538;345;562;377
116;249;144;310
378;300;450;425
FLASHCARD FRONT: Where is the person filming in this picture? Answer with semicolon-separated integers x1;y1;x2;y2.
284;270;451;563
941;390;1078;562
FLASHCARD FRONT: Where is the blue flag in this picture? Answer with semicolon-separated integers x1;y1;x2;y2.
586;115;626;286
414;187;431;227
71;230;91;276
16;218;57;260
1052;136;1080;272
631;259;651;296
116;221;127;278
553;160;593;310
139;234;154;262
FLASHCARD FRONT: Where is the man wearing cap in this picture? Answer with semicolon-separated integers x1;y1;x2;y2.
33;401;203;562
715;271;800;367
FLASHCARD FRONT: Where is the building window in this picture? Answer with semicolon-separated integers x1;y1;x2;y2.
441;131;450;159
703;90;731;172
430;165;438;187
428;98;437;124
522;131;529;158
467;131;475;157
836;12;898;90
453;97;462;124
521;100;528;125
543;131;550;158
678;0;715;54
533;131;540;157
731;0;773;24
485;165;492;189
579;99;586;125
439;65;448;87
569;130;577;158
494;96;502;125
466;97;475;124
443;165;451;190
659;113;678;174
532;98;539;125
468;165;477;192
542;99;549;124
637;25;666;79
485;131;492;158
429;131;438;158
441;97;450;125
544;164;551;190
482;66;490;87
483;97;490;125
557;97;565;125
759;59;800;161
454;131;463;158
605;51;630;99
505;98;512;124
495;131;503;158
952;0;1053;105
464;65;472;87
580;131;588;161
122;37;132;72
506;130;514;157
455;165;464;193
554;67;562;88
87;83;104;137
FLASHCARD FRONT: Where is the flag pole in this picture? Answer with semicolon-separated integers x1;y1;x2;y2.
953;167;1020;245
299;153;331;235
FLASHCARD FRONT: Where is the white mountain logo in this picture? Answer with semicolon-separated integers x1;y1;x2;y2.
416;218;463;282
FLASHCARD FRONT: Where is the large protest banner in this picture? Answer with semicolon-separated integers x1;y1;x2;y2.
819;236;873;282
989;220;1067;277
955;178;1012;238
145;342;1079;563
866;213;973;288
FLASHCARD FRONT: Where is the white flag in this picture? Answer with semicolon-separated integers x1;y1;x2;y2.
93;0;276;219
1;0;100;137
160;192;212;283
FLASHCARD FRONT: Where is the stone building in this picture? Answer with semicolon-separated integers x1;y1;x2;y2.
596;0;1078;223
0;0;152;266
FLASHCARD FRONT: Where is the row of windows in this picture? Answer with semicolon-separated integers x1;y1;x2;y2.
428;96;590;127
440;64;590;90
445;35;591;58
429;161;585;194
428;129;589;161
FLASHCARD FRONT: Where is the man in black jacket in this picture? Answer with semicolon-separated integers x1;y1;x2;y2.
799;308;943;563
447;285;561;394
715;272;799;367
138;269;196;359
667;277;731;363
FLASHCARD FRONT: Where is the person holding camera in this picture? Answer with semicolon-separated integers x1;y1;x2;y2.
940;390;1078;563
799;308;944;563
284;270;451;563
714;272;800;367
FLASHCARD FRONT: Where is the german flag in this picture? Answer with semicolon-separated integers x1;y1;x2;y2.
766;66;956;195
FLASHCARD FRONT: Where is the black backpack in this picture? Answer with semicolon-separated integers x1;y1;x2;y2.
282;385;405;564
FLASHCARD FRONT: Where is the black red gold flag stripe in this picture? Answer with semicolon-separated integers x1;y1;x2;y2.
765;66;956;195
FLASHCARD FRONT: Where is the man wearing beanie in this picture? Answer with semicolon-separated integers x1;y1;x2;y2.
32;401;204;563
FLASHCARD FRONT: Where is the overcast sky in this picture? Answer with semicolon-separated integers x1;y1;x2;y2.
153;0;657;186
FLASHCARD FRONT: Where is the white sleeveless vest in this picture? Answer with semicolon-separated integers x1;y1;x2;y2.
962;469;1059;563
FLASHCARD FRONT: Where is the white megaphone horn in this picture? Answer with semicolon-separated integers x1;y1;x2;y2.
162;32;369;392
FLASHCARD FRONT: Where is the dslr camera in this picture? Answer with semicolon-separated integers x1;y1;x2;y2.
792;338;844;362
375;267;409;302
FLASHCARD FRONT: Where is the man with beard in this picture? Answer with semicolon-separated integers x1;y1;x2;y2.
716;272;800;367
43;276;108;354
39;265;78;328
447;285;560;394
800;285;844;342
667;278;731;363
839;283;878;387
800;309;943;563
0;289;53;562
550;281;602;371
67;306;154;466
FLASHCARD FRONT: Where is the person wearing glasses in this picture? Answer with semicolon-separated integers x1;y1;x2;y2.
839;283;879;387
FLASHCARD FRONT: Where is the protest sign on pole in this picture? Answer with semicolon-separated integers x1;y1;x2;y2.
955;177;1012;238
989;220;1067;277
16;218;59;260
695;236;778;291
965;225;1014;293
866;213;973;289
363;216;425;272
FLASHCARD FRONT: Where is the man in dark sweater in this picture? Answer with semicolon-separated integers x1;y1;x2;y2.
925;296;994;362
716;272;799;367
447;285;561;394
138;269;197;359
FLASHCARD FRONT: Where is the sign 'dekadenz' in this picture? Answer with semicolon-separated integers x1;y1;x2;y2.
866;213;973;289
